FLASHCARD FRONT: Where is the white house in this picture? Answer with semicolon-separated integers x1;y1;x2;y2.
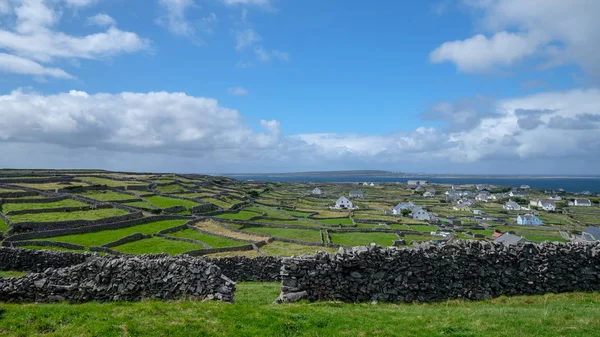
392;202;416;215
349;190;364;199
569;199;592;207
549;195;562;200
503;200;522;211
411;207;431;221
520;185;531;189
312;187;322;195
334;196;355;209
475;192;490;202
423;190;435;198
509;190;525;198
538;199;556;211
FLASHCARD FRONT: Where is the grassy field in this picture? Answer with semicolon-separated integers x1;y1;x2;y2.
0;283;598;336
122;201;157;210
0;199;88;213
260;241;338;256
254;219;322;227
76;190;138;201
113;237;203;255
214;211;262;221
8;208;129;223
242;227;323;243
329;232;397;247
168;229;245;248
317;218;354;226
203;198;239;209
145;196;198;209
0;270;27;278
45;219;189;247
20;245;86;253
80;177;145;187
279;209;313;217
153;184;188;194
0;217;8;232
195;220;267;241
14;182;89;190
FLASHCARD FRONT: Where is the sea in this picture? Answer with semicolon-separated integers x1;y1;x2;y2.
224;175;600;194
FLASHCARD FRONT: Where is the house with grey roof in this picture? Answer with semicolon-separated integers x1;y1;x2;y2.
503;200;522;211
392;202;415;215
494;233;526;246
538;199;556;211
509;190;525;198
423;190;435;198
334;196;355;210
312;187;322;195
475;192;491;202
411;207;431;221
349;190;364;199
569;199;592;207
517;214;543;226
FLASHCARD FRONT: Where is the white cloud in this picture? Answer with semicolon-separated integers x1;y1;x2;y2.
157;0;195;37
253;47;289;62
87;13;116;27
0;52;73;78
235;28;261;50
430;0;600;76
430;32;540;72
227;86;248;96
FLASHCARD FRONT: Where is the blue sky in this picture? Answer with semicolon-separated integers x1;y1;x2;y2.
1;0;599;174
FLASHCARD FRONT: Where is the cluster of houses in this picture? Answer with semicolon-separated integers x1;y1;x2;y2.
386;201;432;221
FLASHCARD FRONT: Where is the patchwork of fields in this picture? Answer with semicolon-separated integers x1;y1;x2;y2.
0;170;597;258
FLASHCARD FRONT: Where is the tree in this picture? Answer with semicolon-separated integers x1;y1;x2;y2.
401;208;411;217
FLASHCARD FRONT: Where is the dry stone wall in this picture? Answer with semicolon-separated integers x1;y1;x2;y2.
0;247;90;272
208;256;283;281
10;211;144;233
0;253;235;303
279;241;600;303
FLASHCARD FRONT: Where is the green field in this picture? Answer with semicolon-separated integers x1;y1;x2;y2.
45;220;188;247
329;232;397;247
253;218;321;227
242;227;322;243
21;245;86;253
260;241;338;256
0;217;8;232
123;201;158;210
0;199;88;213
76;190;138;201
153;184;188;194
407;225;438;233
279;209;313;217
113;237;203;255
80;177;146;187
168;229;245;248
0;270;28;278
145;196;199;209
214;211;262;221
8;208;129;223
1;283;597;336
317;218;354;226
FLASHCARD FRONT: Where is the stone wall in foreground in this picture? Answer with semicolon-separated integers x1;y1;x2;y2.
0;247;90;272
208;256;283;282
0;250;235;303
278;241;600;303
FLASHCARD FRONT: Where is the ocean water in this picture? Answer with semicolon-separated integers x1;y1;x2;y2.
225;175;600;193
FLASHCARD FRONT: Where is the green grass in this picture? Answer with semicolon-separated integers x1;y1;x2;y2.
0;199;89;213
145;196;199;209
317;218;354;226
2;283;596;336
260;241;338;256
279;209;313;217
523;235;568;243
0;270;27;278
76;190;138;201
0;217;8;232
402;234;440;244
20;245;86;253
242;227;322;243
168;229;245;248
45;220;188;247
254;219;321;227
214;211;262;221
203;198;240;209
329;232;397;247
407;225;438;233
8;208;129;223
113;237;203;255
80;177;145;187
123;201;157;210
153;184;189;194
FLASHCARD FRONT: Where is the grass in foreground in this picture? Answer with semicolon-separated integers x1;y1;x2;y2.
8;208;129;223
0;270;27;278
113;237;203;255
0;283;598;336
45;220;188;247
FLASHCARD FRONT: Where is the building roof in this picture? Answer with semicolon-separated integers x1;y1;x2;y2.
518;214;539;221
576;199;592;204
505;200;520;208
494;233;525;246
540;199;555;207
336;196;350;203
393;202;415;212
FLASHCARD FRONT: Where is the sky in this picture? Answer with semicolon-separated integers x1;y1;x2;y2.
0;0;599;175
